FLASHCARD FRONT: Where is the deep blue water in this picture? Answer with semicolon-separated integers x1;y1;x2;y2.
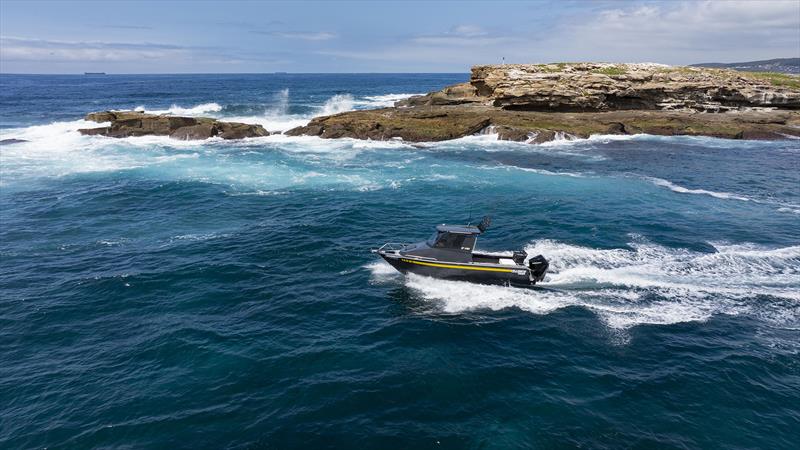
1;74;799;449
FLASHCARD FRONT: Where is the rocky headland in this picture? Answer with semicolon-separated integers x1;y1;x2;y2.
78;110;269;140
286;63;800;143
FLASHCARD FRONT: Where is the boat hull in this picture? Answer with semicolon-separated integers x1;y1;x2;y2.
380;254;533;286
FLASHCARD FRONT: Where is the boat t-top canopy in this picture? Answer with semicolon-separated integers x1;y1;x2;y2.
435;216;491;235
435;224;482;235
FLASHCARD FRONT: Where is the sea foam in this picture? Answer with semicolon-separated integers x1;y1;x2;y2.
144;102;223;116
645;177;752;201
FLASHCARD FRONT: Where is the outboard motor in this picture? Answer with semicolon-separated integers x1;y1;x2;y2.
512;250;527;265
528;255;549;283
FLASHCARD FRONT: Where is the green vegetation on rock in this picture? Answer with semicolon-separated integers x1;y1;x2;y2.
591;66;628;76
746;72;800;89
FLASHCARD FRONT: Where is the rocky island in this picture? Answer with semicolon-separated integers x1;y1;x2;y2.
286;63;800;143
78;110;268;140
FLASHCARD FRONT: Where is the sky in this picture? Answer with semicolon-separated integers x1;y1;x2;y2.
0;0;798;73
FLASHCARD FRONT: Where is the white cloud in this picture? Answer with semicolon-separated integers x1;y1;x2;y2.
450;25;489;37
1;1;797;72
410;35;515;46
266;31;337;41
546;0;800;63
409;24;513;46
0;36;189;62
320;0;800;69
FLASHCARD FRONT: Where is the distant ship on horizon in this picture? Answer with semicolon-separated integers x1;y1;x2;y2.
84;72;106;75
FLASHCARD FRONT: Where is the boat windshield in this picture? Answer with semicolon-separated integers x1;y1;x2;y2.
427;231;476;251
426;232;439;247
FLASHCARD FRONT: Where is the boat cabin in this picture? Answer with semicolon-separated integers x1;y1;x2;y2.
428;225;480;252
415;224;480;263
415;223;526;266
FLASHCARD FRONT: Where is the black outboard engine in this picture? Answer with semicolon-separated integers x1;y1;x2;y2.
512;250;527;265
528;255;549;283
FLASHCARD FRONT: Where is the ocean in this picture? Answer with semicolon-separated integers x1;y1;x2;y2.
1;73;798;449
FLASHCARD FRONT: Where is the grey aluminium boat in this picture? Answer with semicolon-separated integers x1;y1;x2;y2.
373;217;549;286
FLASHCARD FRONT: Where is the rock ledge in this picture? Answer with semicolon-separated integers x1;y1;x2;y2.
79;111;268;140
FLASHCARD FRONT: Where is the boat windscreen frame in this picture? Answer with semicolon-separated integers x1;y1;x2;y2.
428;231;477;252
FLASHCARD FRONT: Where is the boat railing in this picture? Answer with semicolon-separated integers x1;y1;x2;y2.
373;242;412;253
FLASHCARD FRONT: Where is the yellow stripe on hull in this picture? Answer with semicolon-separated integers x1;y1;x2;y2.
400;258;516;273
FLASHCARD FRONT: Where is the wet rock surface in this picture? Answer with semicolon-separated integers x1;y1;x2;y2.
79;111;269;140
0;138;28;146
286;106;800;143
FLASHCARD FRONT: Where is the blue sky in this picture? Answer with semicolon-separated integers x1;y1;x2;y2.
1;0;798;73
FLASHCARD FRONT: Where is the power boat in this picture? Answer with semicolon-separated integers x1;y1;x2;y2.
373;217;549;286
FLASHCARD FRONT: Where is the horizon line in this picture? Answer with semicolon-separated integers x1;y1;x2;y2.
0;71;472;76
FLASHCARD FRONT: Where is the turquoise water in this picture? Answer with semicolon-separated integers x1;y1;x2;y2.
1;74;799;449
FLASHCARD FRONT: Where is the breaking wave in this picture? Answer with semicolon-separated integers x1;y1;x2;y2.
369;238;800;330
319;94;355;116
643;176;800;213
86;91;420;135
143;102;223;116
355;93;423;108
312;92;419;115
226;91;419;132
645;177;753;201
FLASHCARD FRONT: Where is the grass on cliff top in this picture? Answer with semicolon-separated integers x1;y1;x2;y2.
657;66;800;89
533;63;630;76
658;66;701;75
746;72;800;89
591;66;628;76
534;63;569;72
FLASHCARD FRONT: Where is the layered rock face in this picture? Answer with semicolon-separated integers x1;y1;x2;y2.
401;63;800;112
79;111;269;140
288;63;800;143
471;63;800;112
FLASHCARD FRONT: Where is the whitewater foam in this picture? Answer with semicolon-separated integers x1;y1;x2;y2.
0;118;219;183
778;207;800;215
365;260;402;284
225;92;421;133
99;91;421;135
318;94;355;116
479;164;586;178
646;177;752;202
509;132;786;149
356;93;423;108
144;102;223;116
